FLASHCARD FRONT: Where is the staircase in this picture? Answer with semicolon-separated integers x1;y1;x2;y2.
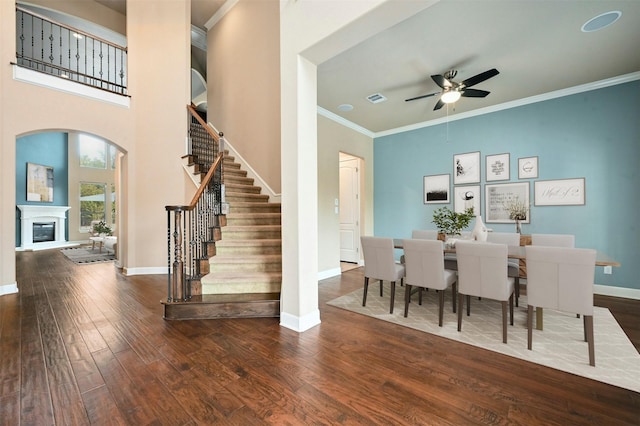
163;152;282;320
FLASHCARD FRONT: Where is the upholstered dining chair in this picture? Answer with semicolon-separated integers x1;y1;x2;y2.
487;232;522;306
360;236;405;314
411;229;439;240
525;246;597;366
531;233;575;248
402;239;457;326
455;241;515;343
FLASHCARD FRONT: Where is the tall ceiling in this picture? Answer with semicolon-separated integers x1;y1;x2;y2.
96;1;640;135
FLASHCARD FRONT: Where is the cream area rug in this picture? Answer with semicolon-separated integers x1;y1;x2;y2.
327;285;640;393
61;246;115;264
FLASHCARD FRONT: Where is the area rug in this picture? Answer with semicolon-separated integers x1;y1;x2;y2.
327;286;640;393
61;246;115;264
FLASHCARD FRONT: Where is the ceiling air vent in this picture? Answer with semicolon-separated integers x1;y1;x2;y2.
366;93;387;104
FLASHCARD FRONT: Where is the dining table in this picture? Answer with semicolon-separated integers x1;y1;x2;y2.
393;238;621;330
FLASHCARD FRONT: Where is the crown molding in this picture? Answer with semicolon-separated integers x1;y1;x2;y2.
205;0;240;30
317;107;375;138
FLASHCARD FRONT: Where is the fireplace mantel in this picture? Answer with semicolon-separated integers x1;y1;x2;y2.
17;205;71;250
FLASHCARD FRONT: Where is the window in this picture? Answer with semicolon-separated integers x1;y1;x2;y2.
79;134;107;169
80;182;106;230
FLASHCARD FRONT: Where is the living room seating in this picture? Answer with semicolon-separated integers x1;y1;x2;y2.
455;241;515;343
487;232;522;306
525;245;597;366
402;239;457;326
361;236;405;314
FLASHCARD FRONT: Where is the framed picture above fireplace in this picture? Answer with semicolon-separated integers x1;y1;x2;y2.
26;162;54;202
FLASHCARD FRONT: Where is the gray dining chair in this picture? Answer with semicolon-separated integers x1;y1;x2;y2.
455;241;515;343
487;232;522;306
411;229;439;240
360;236;405;314
402;239;457;326
525;246;597;366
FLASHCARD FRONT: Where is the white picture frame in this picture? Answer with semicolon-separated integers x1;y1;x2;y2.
453;185;480;214
518;156;539;179
534;178;585;206
485;182;530;223
423;174;450;204
486;153;510;181
453;151;480;185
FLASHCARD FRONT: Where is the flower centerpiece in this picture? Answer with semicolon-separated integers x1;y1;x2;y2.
92;220;113;236
503;197;528;233
432;206;475;239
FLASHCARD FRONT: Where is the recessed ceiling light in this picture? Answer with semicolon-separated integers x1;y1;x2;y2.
581;11;621;32
338;104;353;112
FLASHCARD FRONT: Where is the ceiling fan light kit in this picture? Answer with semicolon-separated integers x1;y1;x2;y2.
406;68;499;110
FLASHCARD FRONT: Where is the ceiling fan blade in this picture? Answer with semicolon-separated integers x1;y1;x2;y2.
461;68;499;88
461;88;490;98
405;92;439;102
431;74;452;89
433;99;445;111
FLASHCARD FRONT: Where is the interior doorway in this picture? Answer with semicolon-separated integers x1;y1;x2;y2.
339;152;362;264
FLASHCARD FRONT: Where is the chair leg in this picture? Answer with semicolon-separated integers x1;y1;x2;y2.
466;295;471;316
527;305;534;350
418;288;423;305
457;293;464;332
502;301;508;343
438;290;445;327
380;280;383;297
509;294;514;326
515;277;520;307
404;284;411;318
452;281;457;313
585;315;595;366
362;277;369;306
390;281;396;314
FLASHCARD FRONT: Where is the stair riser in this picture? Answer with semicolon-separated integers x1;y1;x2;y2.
225;185;262;194
230;205;281;214
201;282;282;295
210;262;282;273
226;194;270;203
222;231;281;239
216;246;281;255
225;217;281;226
224;176;254;185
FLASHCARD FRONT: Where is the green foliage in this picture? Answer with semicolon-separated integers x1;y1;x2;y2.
92;220;112;236
432;207;475;236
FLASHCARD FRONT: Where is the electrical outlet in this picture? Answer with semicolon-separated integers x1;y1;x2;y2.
604;265;612;275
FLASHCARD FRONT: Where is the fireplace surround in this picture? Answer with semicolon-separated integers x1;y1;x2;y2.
17;205;71;250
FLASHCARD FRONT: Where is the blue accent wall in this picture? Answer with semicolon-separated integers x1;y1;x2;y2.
16;133;69;246
374;80;640;290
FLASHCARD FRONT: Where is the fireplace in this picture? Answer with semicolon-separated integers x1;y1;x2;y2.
17;205;70;250
33;222;55;242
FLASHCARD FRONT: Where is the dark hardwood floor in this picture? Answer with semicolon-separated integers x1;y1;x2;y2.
1;249;639;425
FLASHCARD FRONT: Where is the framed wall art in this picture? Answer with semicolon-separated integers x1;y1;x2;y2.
26;162;54;202
534;178;585;206
485;182;530;223
518;156;538;179
424;174;450;204
453;185;480;214
453;151;480;184
486;153;510;181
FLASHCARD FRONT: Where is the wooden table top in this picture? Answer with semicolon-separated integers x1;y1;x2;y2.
393;239;620;267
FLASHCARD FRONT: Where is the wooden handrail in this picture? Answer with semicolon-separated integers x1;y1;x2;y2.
187;104;220;144
188;152;224;209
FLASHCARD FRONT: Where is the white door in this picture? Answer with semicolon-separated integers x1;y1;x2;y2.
339;156;360;263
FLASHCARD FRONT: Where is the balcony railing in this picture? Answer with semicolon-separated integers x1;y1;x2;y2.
15;6;128;95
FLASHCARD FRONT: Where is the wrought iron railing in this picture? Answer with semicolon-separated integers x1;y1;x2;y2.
165;107;225;302
15;6;128;95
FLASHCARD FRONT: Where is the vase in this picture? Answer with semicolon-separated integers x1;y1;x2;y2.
515;219;522;234
472;215;488;242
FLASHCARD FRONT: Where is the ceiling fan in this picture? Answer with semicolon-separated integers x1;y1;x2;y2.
405;68;499;110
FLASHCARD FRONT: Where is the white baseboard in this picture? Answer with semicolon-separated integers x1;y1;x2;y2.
318;267;341;280
123;266;167;276
0;282;19;296
594;284;640;300
280;309;321;332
